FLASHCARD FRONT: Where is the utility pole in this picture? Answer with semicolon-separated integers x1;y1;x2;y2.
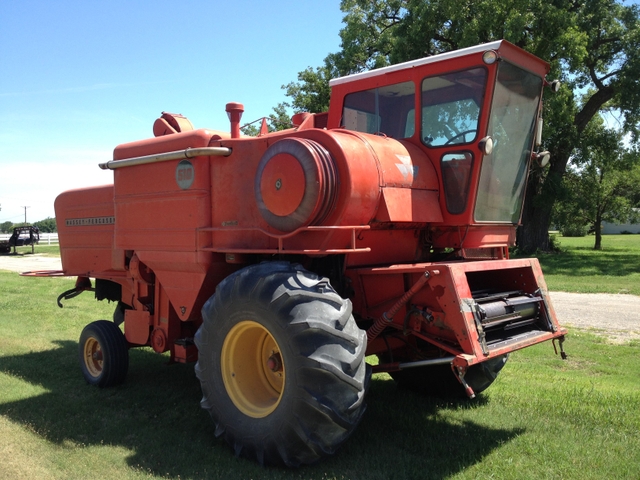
21;206;30;224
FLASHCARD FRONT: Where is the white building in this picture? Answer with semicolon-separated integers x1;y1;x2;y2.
602;209;640;234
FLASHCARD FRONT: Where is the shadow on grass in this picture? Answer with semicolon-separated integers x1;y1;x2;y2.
536;252;640;277
0;341;522;479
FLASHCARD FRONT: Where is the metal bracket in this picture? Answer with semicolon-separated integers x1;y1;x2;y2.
552;336;567;360
454;365;476;399
534;288;556;332
465;299;489;356
56;285;93;308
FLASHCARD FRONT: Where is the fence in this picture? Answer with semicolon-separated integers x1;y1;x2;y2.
40;233;59;245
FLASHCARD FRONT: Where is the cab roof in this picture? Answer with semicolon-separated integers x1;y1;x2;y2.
329;40;549;87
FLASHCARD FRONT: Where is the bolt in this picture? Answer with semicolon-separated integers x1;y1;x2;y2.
275;179;282;190
266;352;283;372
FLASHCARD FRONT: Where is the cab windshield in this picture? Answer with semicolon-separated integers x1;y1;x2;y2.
475;62;543;223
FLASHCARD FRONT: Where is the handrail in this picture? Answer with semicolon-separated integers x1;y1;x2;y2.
99;146;232;170
198;225;371;255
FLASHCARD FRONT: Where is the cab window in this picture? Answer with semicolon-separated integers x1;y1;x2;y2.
343;81;415;139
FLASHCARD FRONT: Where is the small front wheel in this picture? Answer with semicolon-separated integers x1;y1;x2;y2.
79;320;129;387
389;354;508;397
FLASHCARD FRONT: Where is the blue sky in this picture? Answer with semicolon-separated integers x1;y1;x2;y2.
0;0;343;224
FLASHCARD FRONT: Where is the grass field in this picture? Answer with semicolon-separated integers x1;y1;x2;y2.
1;258;639;479
521;234;640;295
1;244;61;257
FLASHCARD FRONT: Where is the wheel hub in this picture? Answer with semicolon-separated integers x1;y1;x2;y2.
83;336;103;378
221;320;285;418
266;352;282;372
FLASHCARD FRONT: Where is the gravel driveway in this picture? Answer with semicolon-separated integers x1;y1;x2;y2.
0;254;62;274
549;292;640;343
1;254;639;343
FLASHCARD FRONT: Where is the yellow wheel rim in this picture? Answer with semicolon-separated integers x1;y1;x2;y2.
221;320;285;418
83;336;103;378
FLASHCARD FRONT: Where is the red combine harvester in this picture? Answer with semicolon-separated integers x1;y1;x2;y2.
47;40;567;466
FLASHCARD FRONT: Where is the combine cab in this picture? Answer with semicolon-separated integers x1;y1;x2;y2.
44;40;566;466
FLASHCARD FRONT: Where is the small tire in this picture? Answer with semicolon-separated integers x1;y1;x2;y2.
390;355;508;397
463;354;508;394
195;262;368;466
79;320;129;388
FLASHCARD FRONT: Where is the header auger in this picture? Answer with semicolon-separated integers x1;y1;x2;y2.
43;40;566;466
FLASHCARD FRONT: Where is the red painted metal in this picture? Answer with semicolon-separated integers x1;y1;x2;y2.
49;40;566;386
367;270;438;342
225;102;244;139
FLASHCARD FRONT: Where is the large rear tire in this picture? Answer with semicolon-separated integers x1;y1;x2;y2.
78;320;129;387
195;262;368;466
389;355;508;397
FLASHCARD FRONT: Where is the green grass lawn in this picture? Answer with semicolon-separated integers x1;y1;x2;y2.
1;271;639;479
1;244;61;257
521;234;640;295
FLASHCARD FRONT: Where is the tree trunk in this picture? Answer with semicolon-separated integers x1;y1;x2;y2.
517;156;568;253
516;69;616;254
594;213;602;250
517;195;552;253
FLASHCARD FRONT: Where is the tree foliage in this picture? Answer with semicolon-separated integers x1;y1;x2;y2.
0;221;13;233
553;122;640;249
240;103;295;136
283;0;640;252
283;60;336;114
1;218;58;233
33;217;57;233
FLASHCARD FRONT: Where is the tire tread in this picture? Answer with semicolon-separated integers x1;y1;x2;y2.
195;262;368;466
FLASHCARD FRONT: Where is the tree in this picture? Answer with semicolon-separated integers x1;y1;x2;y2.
283;60;336;113
283;0;640;252
241;102;295;136
33;217;57;233
0;221;13;233
553;122;640;249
